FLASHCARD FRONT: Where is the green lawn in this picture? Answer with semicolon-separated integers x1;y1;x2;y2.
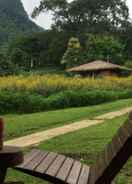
6;115;132;183
4;98;132;140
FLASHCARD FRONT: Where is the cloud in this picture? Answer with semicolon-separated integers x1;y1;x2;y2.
21;0;53;29
127;0;132;19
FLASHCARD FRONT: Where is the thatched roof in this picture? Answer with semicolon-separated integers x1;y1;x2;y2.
67;60;131;72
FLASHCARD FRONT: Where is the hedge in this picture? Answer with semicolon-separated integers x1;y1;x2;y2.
0;90;132;114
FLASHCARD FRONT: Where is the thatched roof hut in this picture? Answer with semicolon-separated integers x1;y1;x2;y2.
67;60;132;77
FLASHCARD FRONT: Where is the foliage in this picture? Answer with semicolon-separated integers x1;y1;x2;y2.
0;91;46;114
10;48;30;70
33;0;129;34
120;24;132;60
0;89;132;114
61;37;85;68
7;33;127;70
0;74;132;113
45;90;132;109
8;30;69;69
0;51;15;76
1;75;132;97
0;0;132;73
124;60;132;68
61;35;125;68
86;35;125;64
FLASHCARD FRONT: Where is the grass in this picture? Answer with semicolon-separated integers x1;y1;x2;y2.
4;98;132;140
38;115;127;159
6;115;132;183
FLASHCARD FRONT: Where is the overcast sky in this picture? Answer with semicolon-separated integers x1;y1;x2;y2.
21;0;132;29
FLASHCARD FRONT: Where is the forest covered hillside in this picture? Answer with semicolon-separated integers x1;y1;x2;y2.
0;0;42;45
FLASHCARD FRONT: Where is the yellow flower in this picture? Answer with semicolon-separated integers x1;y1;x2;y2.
0;74;131;95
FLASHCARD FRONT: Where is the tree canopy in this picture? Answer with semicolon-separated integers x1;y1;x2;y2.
61;37;85;68
8;30;69;69
32;0;129;34
86;35;125;64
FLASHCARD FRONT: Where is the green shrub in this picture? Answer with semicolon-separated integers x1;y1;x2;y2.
0;91;48;113
0;90;132;114
45;90;132;109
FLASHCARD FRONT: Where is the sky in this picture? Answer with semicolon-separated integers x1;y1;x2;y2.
21;0;132;29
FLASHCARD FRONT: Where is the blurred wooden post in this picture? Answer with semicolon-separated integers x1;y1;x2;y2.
0;117;4;150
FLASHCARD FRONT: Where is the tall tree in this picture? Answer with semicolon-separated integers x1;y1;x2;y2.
120;23;132;60
8;30;69;69
61;37;85;68
86;35;125;64
0;51;14;75
32;0;129;35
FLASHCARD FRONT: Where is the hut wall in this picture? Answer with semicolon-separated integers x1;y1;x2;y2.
77;69;119;77
99;70;117;77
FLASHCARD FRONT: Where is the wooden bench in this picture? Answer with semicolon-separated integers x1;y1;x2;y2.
14;112;132;184
0;117;23;184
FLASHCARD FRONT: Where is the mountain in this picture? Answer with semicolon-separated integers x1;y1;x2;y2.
0;0;43;45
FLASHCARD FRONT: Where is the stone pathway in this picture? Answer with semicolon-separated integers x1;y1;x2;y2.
5;106;132;148
95;107;132;120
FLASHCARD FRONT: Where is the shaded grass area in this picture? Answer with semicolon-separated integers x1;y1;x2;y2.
4;98;132;140
6;115;132;183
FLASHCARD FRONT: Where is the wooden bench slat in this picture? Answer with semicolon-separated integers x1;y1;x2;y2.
18;149;40;168
66;161;82;184
57;158;74;182
78;165;90;184
105;143;113;166
35;152;58;173
23;150;48;170
46;154;66;177
111;134;122;156
94;126;130;182
93;152;106;182
123;121;132;137
119;125;129;145
88;165;96;184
